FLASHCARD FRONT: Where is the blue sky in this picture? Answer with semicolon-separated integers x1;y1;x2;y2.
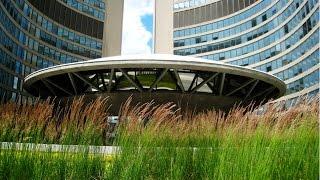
141;14;153;50
122;0;154;55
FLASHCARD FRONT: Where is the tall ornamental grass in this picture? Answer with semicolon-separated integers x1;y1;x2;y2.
0;96;318;179
108;96;318;179
0;97;111;145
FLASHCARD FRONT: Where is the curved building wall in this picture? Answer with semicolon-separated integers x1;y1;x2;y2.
173;0;259;28
0;0;123;103
169;0;319;103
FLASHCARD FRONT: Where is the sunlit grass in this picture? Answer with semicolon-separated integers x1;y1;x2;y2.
0;147;109;179
0;95;318;179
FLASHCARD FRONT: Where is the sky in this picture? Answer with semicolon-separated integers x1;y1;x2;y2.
121;0;154;55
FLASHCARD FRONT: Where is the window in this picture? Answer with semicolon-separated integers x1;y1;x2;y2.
266;66;272;72
251;19;257;27
284;24;289;34
195;37;201;44
201;36;207;43
262;14;267;21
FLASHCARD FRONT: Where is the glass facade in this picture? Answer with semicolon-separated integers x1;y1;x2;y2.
173;0;319;102
174;0;212;10
0;0;105;103
173;0;259;28
174;0;275;37
60;0;106;20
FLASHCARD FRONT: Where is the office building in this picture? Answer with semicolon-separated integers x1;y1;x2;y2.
0;0;123;103
21;0;289;113
155;0;319;104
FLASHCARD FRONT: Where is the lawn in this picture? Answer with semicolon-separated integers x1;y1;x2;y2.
117;72;177;89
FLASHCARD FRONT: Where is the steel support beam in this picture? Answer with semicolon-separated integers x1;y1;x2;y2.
173;69;185;92
249;86;275;101
219;73;225;96
244;80;259;101
263;87;276;98
108;69;114;93
206;81;215;93
148;68;168;92
188;74;198;91
226;79;256;96
191;73;219;93
73;73;102;92
118;68;143;92
45;79;73;95
68;73;77;95
41;80;56;96
198;74;216;93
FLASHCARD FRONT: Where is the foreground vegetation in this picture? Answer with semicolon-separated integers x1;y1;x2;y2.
0;96;318;179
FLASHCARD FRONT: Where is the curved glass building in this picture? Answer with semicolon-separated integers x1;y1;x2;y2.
0;0;123;103
155;0;319;105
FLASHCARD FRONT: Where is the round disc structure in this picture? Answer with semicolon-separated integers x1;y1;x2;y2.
24;54;286;113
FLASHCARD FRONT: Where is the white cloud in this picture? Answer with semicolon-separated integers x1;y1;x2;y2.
121;0;154;55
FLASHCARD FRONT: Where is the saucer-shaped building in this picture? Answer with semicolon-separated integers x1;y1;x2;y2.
23;54;286;114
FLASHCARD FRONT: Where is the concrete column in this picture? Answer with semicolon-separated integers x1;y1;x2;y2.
102;0;124;57
154;0;174;54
